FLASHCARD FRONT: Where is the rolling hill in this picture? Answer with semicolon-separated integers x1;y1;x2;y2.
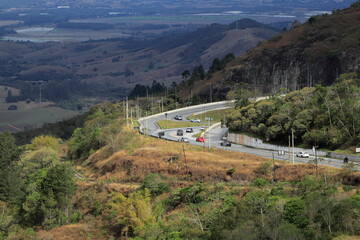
0;19;280;100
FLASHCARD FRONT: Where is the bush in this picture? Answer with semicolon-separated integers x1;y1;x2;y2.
141;173;170;196
256;162;272;175
252;178;268;187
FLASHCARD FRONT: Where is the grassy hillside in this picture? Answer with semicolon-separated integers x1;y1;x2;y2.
0;101;359;240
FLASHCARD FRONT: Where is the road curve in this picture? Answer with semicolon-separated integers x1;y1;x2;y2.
138;101;359;170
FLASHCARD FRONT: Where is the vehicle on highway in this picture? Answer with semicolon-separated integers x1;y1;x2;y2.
177;129;183;136
296;152;309;158
220;140;231;147
178;137;190;143
196;136;205;142
186;127;193;133
174;115;183;120
200;126;205;131
158;131;165;138
190;118;201;123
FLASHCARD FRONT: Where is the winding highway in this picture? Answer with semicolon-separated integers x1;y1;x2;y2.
138;101;359;170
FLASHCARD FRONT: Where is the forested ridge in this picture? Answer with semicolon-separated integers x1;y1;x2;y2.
226;73;360;150
182;1;360;102
0;99;359;240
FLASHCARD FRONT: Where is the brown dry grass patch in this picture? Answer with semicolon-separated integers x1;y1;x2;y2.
36;223;108;240
80;134;337;185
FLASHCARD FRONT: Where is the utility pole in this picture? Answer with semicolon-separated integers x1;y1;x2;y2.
288;135;291;162
145;111;148;135
151;93;154;115
292;129;295;164
161;97;164;112
130;108;133;124
208;118;211;149
126;97;129;125
25;81;45;103
123;100;126;119
136;95;139;119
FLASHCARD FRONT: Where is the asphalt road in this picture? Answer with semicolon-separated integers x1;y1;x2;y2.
138;101;359;170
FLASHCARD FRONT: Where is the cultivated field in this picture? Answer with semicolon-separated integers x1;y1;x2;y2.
0;106;79;132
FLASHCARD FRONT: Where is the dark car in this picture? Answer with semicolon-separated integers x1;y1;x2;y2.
196;137;205;142
177;129;183;136
220;140;231;147
158;131;165;138
186;127;193;133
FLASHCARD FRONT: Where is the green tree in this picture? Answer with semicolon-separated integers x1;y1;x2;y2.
107;189;157;237
18;147;60;177
284;198;309;229
21;164;76;227
0;132;20;202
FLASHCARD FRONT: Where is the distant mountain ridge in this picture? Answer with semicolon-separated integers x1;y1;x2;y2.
0;0;355;9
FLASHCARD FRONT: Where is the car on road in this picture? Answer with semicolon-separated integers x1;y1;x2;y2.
296;152;309;158
200;126;205;131
220;140;231;147
158;131;165;138
186;127;193;133
174;115;183;120
196;136;205;142
178;137;190;143
177;129;183;136
190;118;201;123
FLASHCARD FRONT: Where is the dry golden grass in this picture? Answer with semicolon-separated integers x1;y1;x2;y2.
80;133;334;185
36;223;108;240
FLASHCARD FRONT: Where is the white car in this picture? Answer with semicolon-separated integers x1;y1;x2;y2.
174;115;183;120
178;137;190;143
296;152;310;158
190;118;201;123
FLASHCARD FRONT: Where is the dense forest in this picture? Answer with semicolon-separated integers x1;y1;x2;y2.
225;73;360;150
0;99;359;240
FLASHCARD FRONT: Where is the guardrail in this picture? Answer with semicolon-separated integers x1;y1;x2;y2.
138;100;235;135
228;133;360;163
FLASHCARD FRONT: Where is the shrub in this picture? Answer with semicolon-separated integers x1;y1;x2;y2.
252;178;268;187
141;173;170;196
256;161;272;175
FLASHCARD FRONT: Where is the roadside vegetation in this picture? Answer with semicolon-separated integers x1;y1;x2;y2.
226;73;360;152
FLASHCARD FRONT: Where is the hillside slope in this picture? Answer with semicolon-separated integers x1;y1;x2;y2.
187;2;360;99
0;19;279;99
